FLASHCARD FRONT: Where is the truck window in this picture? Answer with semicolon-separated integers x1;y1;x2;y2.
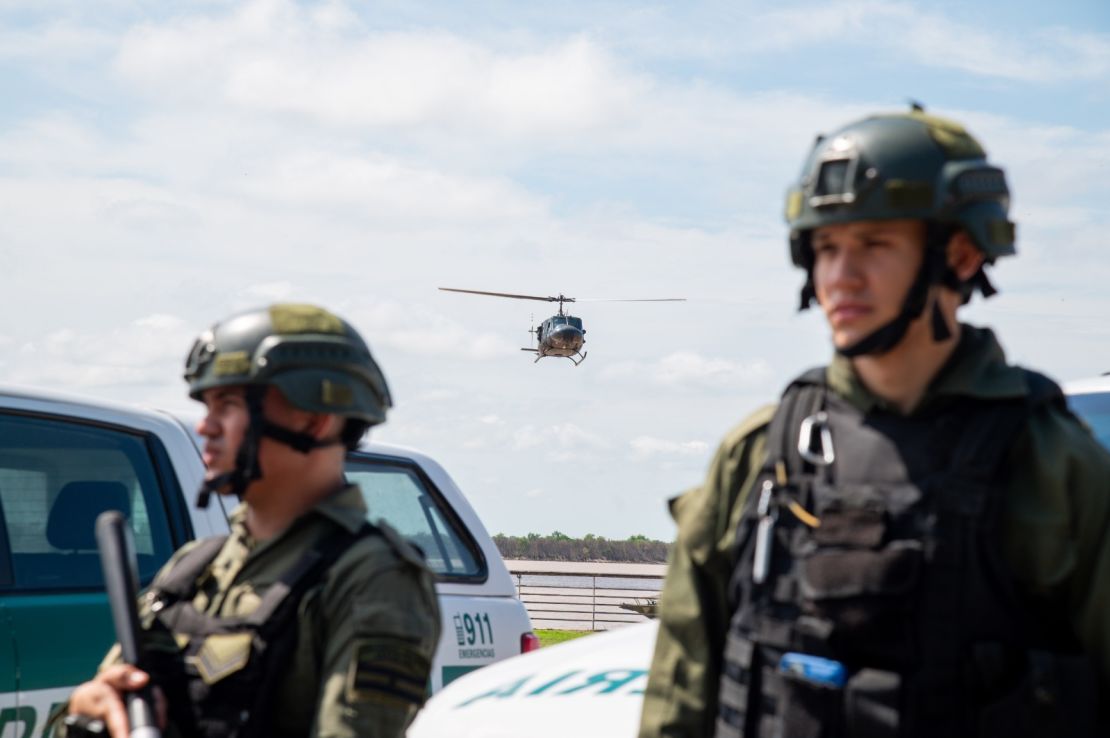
1069;391;1110;450
345;455;485;582
0;413;177;590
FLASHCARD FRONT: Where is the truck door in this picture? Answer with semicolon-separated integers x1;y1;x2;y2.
0;601;22;738
0;411;185;738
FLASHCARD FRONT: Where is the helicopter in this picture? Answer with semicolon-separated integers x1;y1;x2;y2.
438;287;685;366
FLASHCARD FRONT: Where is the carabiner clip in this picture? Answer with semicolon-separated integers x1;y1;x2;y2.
797;411;835;466
752;481;776;585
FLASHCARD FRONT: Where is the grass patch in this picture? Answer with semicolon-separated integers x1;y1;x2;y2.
536;629;593;648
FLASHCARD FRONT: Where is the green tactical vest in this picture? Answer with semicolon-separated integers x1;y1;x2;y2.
142;524;373;738
716;368;1102;738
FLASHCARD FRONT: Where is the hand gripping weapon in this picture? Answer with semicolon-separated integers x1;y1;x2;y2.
87;511;163;738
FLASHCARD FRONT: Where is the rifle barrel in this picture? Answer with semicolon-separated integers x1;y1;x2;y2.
96;511;162;738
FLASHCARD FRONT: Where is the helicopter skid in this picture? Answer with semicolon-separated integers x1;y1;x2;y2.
544;351;587;366
520;347;587;365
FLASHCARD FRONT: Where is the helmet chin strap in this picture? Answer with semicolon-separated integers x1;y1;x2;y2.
796;225;960;359
196;386;268;509
834;248;941;358
195;387;345;509
258;420;344;454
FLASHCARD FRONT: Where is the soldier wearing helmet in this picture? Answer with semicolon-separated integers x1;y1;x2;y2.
63;304;440;738
640;110;1110;737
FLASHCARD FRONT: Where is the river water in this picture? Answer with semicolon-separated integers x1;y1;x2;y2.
504;560;666;592
514;573;663;592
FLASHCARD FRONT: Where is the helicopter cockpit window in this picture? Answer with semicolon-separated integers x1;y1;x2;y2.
344;453;486;583
550;316;567;326
567;317;583;329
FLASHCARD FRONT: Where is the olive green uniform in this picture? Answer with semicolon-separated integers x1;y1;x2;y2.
63;484;440;738
639;325;1110;737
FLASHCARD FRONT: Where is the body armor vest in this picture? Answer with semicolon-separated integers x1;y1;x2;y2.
141;522;375;738
715;368;1101;738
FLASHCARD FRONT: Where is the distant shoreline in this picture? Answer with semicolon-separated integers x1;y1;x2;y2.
494;533;670;564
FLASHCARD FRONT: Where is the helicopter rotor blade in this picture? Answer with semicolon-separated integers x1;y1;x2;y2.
438;287;567;303
575;297;687;302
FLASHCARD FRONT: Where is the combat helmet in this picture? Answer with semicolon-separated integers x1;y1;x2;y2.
784;107;1015;356
184;303;392;505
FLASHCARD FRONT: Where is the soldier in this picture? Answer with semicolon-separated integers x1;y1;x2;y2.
640;110;1110;736
62;303;440;738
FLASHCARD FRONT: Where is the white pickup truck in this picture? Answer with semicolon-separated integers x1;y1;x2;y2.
0;384;534;738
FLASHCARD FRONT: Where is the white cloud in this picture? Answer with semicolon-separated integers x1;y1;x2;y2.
0;314;193;395
99;0;869;173
243;282;297;301
134;314;188;331
237;150;548;222
347;301;519;361
410;388;462;403
114;2;645;138
746;1;1110;83
629;436;709;458
0;21;114;62
601;351;773;392
512;423;608;451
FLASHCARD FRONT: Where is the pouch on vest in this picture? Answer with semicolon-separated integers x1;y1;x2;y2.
776;661;844;738
772;652;848;732
844;668;899;738
799;489;923;643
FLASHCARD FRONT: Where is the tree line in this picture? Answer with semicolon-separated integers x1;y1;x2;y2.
493;531;670;563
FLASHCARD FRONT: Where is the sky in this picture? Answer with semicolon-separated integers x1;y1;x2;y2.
1;0;1108;540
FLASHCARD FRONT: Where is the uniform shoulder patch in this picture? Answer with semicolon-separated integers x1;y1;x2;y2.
346;637;430;708
194;632;253;685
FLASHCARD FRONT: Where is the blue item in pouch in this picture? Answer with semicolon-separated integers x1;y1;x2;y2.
779;652;847;688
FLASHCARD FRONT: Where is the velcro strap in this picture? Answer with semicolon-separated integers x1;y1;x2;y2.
715;715;745;738
719;676;749;712
725;634;754;668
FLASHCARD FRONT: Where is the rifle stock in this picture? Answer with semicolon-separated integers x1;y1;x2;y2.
95;510;162;738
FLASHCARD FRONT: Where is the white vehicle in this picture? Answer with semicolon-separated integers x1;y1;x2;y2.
0;384;534;738
1064;374;1110;448
409;621;657;738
